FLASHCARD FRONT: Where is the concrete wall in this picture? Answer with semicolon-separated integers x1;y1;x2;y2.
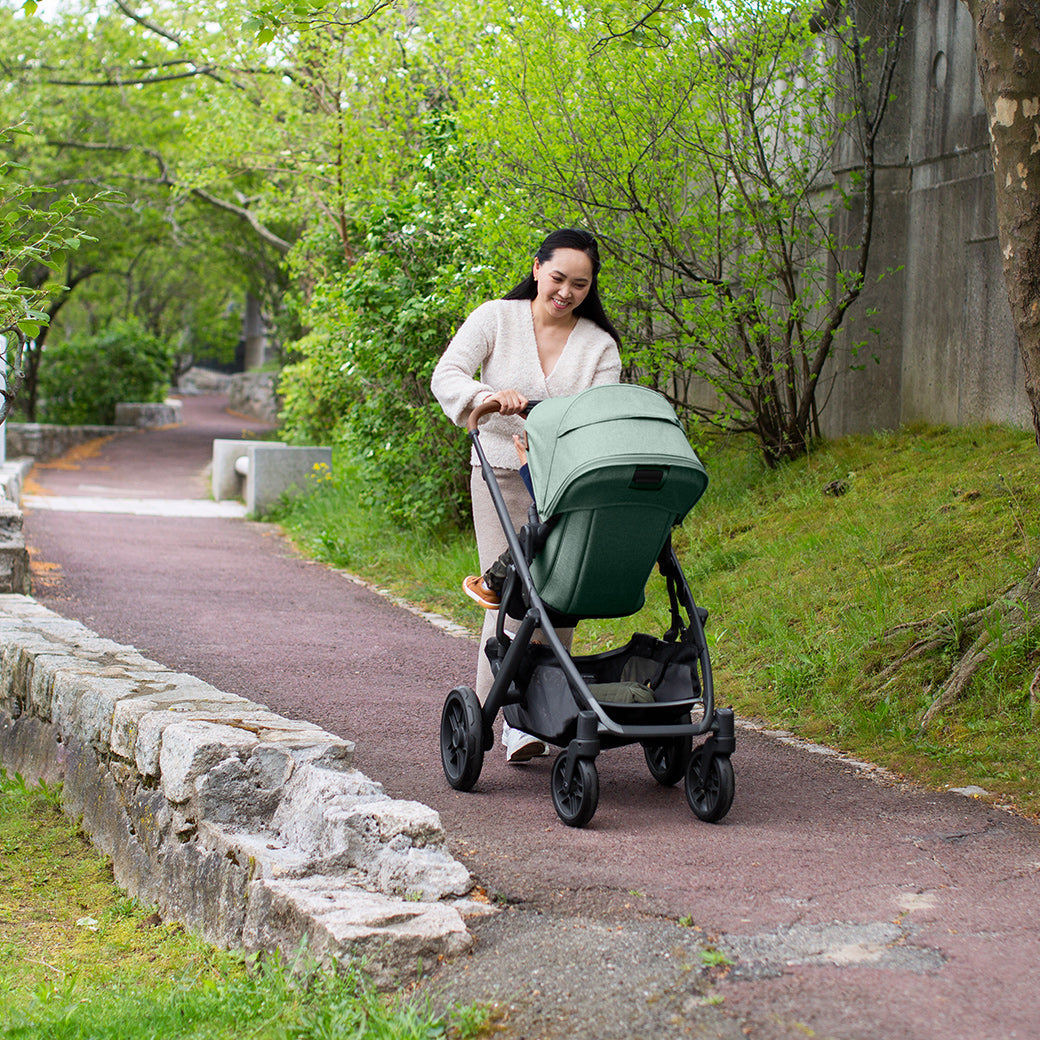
822;0;1030;438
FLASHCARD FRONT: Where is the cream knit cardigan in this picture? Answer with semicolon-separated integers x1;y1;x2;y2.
431;299;622;469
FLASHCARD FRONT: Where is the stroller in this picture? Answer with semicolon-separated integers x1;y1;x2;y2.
439;383;736;828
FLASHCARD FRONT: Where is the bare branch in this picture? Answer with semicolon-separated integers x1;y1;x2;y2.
592;1;671;54
188;187;293;253
113;0;183;46
37;58;286;89
41;138;293;253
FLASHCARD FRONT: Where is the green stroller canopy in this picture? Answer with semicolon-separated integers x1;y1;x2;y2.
524;384;708;618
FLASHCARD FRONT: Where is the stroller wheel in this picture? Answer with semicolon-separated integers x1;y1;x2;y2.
550;752;599;828
642;728;693;788
684;747;734;823
440;686;484;791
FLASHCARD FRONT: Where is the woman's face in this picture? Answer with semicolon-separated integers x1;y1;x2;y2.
532;248;594;322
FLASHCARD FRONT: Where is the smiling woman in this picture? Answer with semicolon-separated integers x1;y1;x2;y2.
431;227;623;762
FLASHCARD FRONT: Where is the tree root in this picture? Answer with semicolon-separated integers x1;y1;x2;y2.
876;561;1040;729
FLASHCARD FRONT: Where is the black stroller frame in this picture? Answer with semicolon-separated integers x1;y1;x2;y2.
440;397;736;827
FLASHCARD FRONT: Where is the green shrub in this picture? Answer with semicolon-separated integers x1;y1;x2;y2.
37;317;175;425
278;112;513;529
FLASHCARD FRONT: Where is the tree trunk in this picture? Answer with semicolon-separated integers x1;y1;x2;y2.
910;2;1040;725
964;0;1040;440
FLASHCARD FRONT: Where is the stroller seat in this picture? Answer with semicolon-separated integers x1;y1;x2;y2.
524;384;708;618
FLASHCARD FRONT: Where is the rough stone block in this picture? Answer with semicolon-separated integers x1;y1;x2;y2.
113;400;183;427
373;840;475;902
159;720;261;804
0;499;30;595
241;876;473;988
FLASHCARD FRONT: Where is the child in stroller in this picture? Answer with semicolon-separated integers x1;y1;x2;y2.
440;382;737;827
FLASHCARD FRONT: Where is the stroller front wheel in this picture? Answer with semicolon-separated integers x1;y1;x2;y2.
642;720;693;787
684;747;734;823
550;752;599;828
440;686;484;791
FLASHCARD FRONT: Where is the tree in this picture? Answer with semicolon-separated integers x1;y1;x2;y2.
0;0;301;411
0;123;106;423
458;0;910;465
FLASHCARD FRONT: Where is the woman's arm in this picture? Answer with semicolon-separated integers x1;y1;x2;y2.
591;339;623;387
432;301;530;424
431;305;497;425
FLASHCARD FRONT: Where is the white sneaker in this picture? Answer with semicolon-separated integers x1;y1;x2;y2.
502;721;547;764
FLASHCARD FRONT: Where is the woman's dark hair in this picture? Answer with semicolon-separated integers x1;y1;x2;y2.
503;228;622;346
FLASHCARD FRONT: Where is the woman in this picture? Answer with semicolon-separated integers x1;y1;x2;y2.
431;228;622;763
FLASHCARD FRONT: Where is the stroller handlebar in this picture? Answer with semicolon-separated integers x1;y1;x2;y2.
466;397;540;432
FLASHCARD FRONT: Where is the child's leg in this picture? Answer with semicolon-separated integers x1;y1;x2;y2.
483;548;512;594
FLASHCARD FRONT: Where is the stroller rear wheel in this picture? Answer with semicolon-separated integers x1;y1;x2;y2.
440;686;484;791
642;722;693;787
684;747;734;823
550;752;599;828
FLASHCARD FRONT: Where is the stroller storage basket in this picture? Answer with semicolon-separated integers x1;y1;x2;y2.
504;634;708;746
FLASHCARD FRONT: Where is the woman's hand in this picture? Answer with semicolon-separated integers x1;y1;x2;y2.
486;389;528;416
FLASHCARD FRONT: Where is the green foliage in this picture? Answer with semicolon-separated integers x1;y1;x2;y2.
5;955;454;1039
279;112;506;528
457;0;909;465
0;7;288;419
0;122;110;419
36;317;175;425
0;126;93;341
5;0;910;471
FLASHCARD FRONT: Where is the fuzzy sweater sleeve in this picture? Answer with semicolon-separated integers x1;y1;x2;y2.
430;300;500;427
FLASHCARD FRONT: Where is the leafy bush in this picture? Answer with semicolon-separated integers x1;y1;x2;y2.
279;113;511;529
37;317;175;425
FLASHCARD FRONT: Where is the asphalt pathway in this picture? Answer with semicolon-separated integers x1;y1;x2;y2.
17;394;1040;1040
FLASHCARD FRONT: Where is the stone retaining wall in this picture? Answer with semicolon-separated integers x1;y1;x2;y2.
113;400;182;427
0;595;477;984
4;422;126;464
5;400;182;464
0;460;33;596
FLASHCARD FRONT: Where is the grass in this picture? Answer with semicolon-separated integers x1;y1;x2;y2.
270;422;1040;819
0;771;491;1038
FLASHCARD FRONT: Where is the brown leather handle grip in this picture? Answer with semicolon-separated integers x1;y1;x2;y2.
466;397;539;433
467;397;502;433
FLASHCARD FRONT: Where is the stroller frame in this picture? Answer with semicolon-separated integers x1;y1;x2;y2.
440;394;736;827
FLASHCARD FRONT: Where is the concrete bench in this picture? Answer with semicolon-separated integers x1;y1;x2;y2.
212;440;332;514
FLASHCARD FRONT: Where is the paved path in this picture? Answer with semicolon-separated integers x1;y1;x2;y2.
18;395;1040;1040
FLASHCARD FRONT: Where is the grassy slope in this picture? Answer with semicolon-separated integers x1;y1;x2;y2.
274;423;1040;819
